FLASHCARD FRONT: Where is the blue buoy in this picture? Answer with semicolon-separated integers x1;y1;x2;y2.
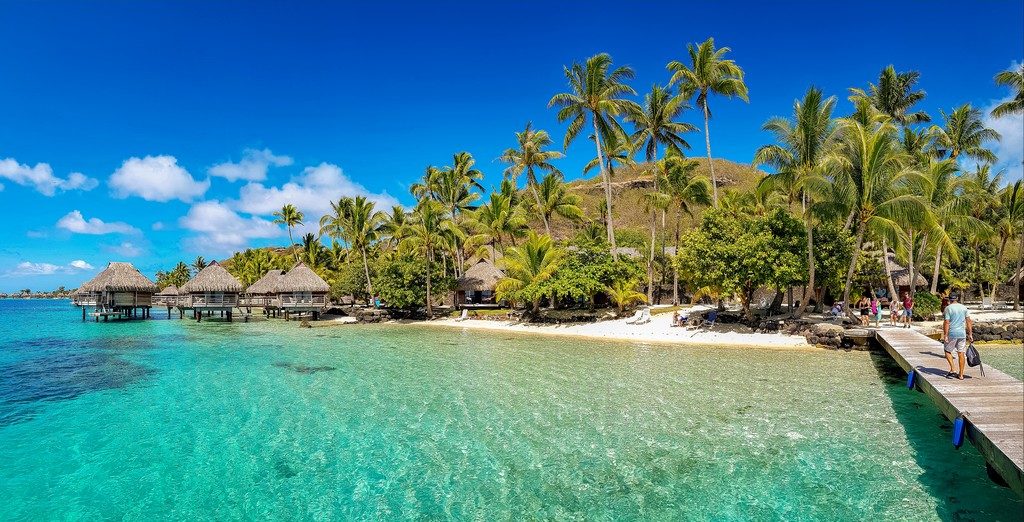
952;416;967;448
906;370;916;389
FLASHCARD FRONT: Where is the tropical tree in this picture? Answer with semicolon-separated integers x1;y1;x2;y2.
465;192;528;259
320;196;385;305
668;37;749;206
919;159;991;293
929;104;1000;164
991;64;1024;118
849;65;930;126
660;149;712;304
495;232;565;314
822;118;930;317
627;84;696;161
998;181;1024;309
753;86;839;317
549;53;640;252
499;122;564;236
273;204;304;261
535;173;584;231
641;181;671;302
191;256;208;276
605;279;647;315
401;199;458;315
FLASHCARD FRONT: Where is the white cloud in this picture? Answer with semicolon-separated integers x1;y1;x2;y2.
109;155;209;202
151;221;165;231
234;162;400;219
208;148;293;182
57;210;140;235
178;200;282;254
103;241;144;257
7;260;93;276
983;61;1024;182
0;158;98;196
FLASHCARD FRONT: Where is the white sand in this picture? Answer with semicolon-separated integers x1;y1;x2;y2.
415;311;815;350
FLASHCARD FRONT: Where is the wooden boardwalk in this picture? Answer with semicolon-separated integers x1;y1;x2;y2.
875;328;1023;496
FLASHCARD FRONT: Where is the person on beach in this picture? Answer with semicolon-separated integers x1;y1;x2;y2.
941;293;973;380
869;296;880;327
901;292;914;329
889;299;900;327
857;296;870;326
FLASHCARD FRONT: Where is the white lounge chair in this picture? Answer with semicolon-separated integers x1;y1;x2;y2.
624;309;644;324
981;296;993;309
634;308;651;325
455;309;469;322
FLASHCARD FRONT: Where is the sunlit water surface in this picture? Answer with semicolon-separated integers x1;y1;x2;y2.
0;300;1020;520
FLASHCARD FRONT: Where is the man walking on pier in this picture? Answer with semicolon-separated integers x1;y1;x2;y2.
941;293;973;380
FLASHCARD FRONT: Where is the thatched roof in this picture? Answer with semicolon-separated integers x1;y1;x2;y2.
155;284;179;296
276;262;329;293
180;261;243;293
80;262;157;293
457;261;504;292
245;270;283;295
886;252;928;287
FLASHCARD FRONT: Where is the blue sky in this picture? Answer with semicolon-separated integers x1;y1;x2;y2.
1;1;1022;292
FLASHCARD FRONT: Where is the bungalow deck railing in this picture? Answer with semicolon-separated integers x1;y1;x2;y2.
189;293;239;307
276;294;327;308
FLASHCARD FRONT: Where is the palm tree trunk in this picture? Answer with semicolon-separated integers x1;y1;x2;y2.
796;198;814;318
425;247;433;315
528;166;550;237
1015;231;1023;311
672;208;681;305
907;230;916;295
930;245;942;294
647;208;656;303
842;222;866;320
591;116;617;258
881;239;897;301
361;246;375;306
701;103;718;207
288;227;297;262
991;236;1008;304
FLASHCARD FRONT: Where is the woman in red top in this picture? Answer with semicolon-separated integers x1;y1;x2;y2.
901;292;914;329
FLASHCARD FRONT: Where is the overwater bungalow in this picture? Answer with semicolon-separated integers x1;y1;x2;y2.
153;285;181;307
73;262;158;321
180;261;244;321
242;269;283;309
455;260;504;308
271;262;329;319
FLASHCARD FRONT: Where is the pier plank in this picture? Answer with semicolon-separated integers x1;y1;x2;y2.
875;328;1023;497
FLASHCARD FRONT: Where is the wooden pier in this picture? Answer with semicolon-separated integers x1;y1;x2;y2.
875;328;1023;496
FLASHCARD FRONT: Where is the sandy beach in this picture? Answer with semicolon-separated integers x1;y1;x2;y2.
413;309;816;349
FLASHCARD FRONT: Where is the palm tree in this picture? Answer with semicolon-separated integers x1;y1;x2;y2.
753;86;839;317
668;37;749;206
401;199;458;315
641;183;671;303
273;204;304;261
822;118;930;317
535;173;583;231
930;104;1000;163
991;64;1024;118
661;149;711;304
998;181;1024;310
606;279;647;316
299;234;329;274
628;84;696;161
920;159;991;293
465;192;528;259
849;65;931;126
191;256;208;276
381;205;408;250
549;53;640;252
495;232;565;314
320;196;385;305
499;123;564;236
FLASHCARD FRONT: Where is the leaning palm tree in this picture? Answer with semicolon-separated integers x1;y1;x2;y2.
920;159;991;293
273;204;304;261
495;232;565;314
667;37;749;206
929;104;1001;163
627;84;696;162
991;64;1024;118
849;65;931;127
549;53;640;251
499;122;564;236
753;86;839;317
822;118;930;317
535;173;584;232
191;256;208;276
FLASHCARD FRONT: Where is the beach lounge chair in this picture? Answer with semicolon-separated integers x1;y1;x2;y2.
455;309;469;322
687;310;718;330
632;308;651;325
981;296;993;309
624;309;644;324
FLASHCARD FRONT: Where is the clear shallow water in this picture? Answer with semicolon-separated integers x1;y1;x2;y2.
0;300;1020;520
982;345;1024;381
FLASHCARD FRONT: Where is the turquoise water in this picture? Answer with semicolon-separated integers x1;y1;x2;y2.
982;344;1024;380
0;300;1020;520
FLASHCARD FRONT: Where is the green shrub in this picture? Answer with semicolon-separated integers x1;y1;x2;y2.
913;291;940;319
